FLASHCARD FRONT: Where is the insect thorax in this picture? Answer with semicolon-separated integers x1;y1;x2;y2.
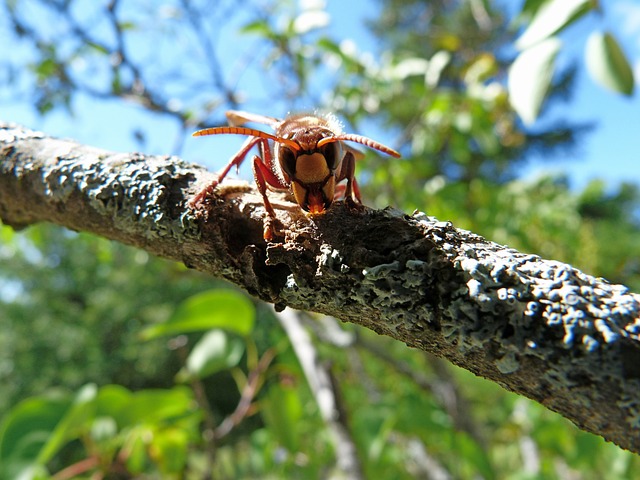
276;113;344;150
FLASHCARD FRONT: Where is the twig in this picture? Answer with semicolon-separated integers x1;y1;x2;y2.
278;309;364;479
214;348;276;439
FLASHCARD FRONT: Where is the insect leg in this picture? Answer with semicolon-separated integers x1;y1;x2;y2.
252;155;287;241
190;136;263;208
351;176;362;203
336;150;362;205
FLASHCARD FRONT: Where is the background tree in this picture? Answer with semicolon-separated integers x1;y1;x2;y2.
1;0;639;478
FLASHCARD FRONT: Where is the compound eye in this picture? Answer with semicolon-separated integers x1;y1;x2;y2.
319;142;340;171
280;147;297;177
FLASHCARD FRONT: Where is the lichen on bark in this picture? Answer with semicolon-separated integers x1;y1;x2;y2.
1;122;639;454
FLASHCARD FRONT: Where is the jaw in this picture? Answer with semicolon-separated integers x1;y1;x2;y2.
307;188;327;214
292;176;336;215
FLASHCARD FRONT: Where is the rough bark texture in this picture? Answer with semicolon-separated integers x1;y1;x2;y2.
1;122;639;454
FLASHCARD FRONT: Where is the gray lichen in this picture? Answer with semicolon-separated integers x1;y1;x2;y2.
408;212;640;420
3;122;640;453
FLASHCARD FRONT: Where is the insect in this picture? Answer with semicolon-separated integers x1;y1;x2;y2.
191;110;401;240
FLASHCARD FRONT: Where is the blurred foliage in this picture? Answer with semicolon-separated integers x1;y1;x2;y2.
1;0;640;478
0;224;220;411
512;0;635;121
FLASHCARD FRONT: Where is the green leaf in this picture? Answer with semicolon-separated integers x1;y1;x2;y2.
33;58;58;80
241;19;273;37
177;330;245;382
368;414;397;461
260;382;303;452
87;42;109;55
508;37;561;124
519;0;551;19
152;427;189;474
117;21;137;31
0;395;70;464
585;31;635;96
317;37;341;55
12;464;49;480
515;0;594;50
119;387;195;426
453;432;495;479
140;290;255;339
95;385;133;425
125;430;149;474
37;384;97;464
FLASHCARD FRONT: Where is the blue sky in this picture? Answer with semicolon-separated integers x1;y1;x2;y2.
1;0;639;193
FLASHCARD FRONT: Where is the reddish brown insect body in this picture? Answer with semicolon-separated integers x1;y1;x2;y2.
191;110;401;240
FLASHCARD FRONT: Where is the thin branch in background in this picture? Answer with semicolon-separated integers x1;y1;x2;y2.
214;347;276;440
356;335;486;450
179;0;239;109
302;314;356;348
52;457;100;480
403;435;452;480
277;309;364;480
425;354;487;448
519;435;541;476
302;322;455;480
469;0;493;31
6;0;237;154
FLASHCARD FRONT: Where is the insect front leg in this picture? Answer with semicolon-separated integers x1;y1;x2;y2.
336;150;362;206
252;155;288;241
190;136;264;208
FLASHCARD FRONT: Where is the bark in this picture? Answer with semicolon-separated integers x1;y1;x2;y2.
1;122;639;454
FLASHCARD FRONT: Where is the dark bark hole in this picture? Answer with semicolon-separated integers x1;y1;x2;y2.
502;324;515;339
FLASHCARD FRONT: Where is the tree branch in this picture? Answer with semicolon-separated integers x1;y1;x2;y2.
1;123;639;454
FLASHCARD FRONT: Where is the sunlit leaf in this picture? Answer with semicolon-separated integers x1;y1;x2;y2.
464;53;498;85
293;11;329;34
140;290;255;340
515;0;594;50
152;427;189;474
391;58;430;80
508;37;561;124
12;464;49;480
177;330;245;381
90;417;118;444
585;31;635;96
426;51;451;87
